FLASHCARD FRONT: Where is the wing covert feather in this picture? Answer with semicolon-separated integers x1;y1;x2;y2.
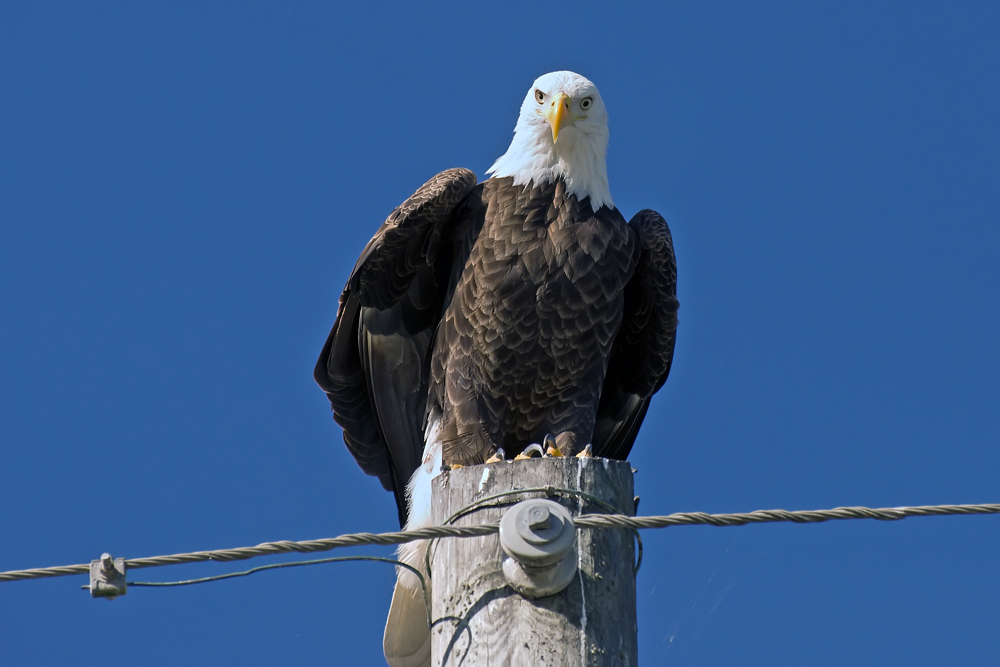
352;169;478;309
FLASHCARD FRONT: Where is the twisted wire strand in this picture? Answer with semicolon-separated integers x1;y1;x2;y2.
572;503;1000;530
1;502;996;584
0;524;497;583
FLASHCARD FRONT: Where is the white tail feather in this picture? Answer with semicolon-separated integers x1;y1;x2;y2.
383;419;442;667
384;575;432;667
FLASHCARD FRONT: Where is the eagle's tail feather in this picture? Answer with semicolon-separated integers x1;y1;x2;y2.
384;563;431;667
384;425;441;667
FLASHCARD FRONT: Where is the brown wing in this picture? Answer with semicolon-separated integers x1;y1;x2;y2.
314;168;477;527
593;209;679;460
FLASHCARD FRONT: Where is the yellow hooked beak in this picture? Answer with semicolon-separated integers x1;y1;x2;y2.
544;92;571;143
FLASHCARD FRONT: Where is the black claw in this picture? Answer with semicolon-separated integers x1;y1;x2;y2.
516;443;544;459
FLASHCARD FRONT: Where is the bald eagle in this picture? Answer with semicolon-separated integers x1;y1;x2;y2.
315;71;678;666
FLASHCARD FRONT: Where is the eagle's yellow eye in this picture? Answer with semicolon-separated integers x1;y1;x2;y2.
534;89;545;104
580;97;593;110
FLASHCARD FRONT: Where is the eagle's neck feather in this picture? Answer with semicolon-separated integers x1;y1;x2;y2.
487;123;614;211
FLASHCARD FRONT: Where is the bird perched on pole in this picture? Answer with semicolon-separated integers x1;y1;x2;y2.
315;71;678;667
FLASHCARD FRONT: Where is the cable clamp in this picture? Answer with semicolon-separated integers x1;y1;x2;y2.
90;553;126;600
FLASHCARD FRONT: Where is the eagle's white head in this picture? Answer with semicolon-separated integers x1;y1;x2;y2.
487;71;613;211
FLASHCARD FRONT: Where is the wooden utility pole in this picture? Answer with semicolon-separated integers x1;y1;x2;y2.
430;457;637;666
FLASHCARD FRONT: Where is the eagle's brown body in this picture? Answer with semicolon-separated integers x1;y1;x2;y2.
315;168;678;527
433;174;642;464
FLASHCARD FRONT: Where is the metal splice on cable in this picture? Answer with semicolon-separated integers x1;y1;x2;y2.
89;553;126;599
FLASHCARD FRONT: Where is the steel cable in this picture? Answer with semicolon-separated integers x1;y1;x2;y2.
1;502;996;584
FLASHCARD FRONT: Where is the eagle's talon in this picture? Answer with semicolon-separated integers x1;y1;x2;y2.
542;434;562;457
575;444;593;458
514;443;545;460
450;464;465;470
485;448;506;464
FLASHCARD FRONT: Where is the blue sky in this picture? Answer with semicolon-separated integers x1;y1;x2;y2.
1;2;998;665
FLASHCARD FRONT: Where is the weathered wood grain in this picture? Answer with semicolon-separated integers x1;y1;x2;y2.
430;457;637;666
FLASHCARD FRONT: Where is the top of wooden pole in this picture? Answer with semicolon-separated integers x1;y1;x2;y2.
430;457;638;667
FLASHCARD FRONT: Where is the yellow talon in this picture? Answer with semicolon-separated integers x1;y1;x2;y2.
450;464;464;470
485;448;506;464
545;445;563;458
576;444;593;458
